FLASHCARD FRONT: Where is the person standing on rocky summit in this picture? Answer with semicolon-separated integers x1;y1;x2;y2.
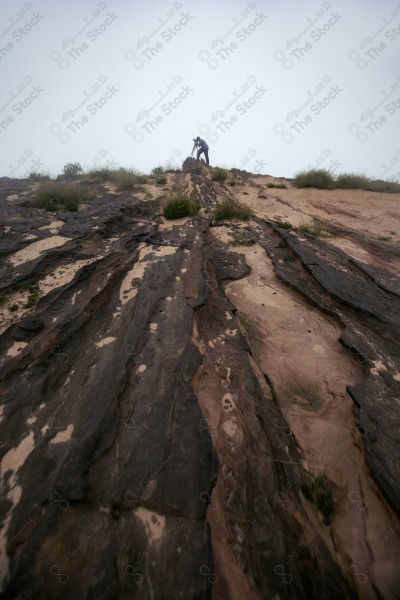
193;136;209;165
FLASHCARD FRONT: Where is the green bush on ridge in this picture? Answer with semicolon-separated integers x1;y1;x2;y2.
211;167;228;183
293;169;400;193
213;198;252;221
293;169;335;189
33;182;96;211
163;192;200;219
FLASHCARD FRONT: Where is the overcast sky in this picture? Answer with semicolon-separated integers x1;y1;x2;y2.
1;0;399;179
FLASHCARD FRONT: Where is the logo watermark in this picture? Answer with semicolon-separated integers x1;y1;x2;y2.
0;2;44;62
199;75;267;142
50;2;117;70
8;148;44;177
125;2;193;69
49;75;118;142
199;2;266;69
81;148;119;172
239;148;268;173
349;1;400;70
274;75;341;142
125;75;192;141
348;74;400;143
0;75;44;136
304;148;342;174
273;2;341;69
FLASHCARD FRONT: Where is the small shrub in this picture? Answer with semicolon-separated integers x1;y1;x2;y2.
163;193;200;219
266;182;287;189
155;175;167;185
258;193;267;199
293;169;335;189
301;472;334;525
368;179;400;193
115;168;147;190
9;303;19;312
151;165;164;175
62;162;83;179
33;183;95;212
299;221;323;238
228;180;237;187
25;285;41;308
275;220;292;229
335;173;370;190
213;198;251;221
85;167;117;182
229;236;255;246
29;172;50;182
211;167;228;183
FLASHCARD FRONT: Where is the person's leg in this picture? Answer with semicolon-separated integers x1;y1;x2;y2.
197;148;203;161
204;149;209;165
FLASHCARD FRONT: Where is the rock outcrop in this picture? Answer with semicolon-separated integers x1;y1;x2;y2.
0;165;399;599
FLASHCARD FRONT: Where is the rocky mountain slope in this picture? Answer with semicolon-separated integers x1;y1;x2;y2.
0;159;400;599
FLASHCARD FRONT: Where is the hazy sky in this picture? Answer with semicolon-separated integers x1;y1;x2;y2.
1;0;399;179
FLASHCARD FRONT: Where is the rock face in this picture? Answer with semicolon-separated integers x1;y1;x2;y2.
0;167;400;599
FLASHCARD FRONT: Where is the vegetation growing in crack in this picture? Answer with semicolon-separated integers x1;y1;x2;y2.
163;192;200;219
301;472;335;525
114;168;148;190
275;220;292;229
299;221;327;238
25;285;41;308
211;167;228;183
33;183;96;212
213;198;252;221
229;235;256;246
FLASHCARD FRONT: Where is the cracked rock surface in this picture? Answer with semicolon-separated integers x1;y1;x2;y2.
1;163;400;599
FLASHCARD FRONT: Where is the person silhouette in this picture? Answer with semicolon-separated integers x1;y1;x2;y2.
192;136;209;165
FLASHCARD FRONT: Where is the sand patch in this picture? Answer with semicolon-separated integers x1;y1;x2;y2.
8;236;71;267
158;216;191;231
135;507;165;543
96;337;116;348
103;182;118;194
0;431;35;588
6;341;28;358
39;258;98;295
1;431;35;477
49;424;74;444
38;220;64;234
